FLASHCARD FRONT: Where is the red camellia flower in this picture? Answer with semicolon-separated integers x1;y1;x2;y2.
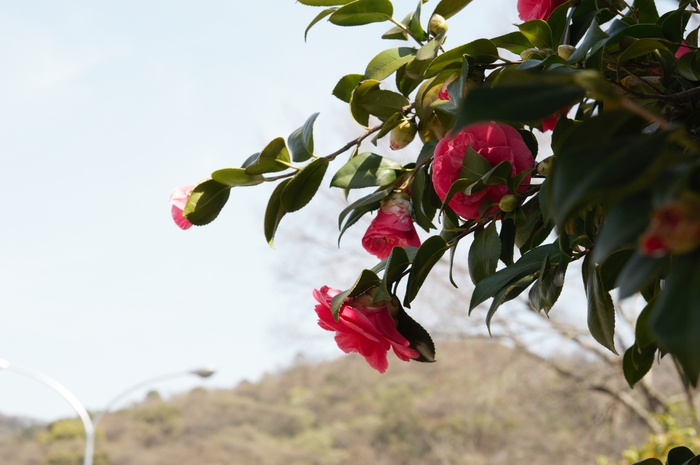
676;42;692;59
518;0;567;21
313;286;419;374
541;106;571;132
170;185;195;230
362;192;421;259
639;197;700;257
431;122;534;220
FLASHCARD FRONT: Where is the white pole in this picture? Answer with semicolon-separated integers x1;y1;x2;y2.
0;359;95;465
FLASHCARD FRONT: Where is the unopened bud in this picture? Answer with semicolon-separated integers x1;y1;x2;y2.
428;14;448;36
557;45;577;60
520;48;541;60
537;156;554;177
499;195;518;212
390;120;417;150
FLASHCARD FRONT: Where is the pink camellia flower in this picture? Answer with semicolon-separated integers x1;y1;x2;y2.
676;42;692;59
639;196;700;257
541;106;571;132
313;286;419;373
431;122;534;220
170;185;195;230
362;192;421;259
518;0;567;21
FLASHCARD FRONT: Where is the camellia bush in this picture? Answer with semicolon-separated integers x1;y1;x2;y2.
171;0;700;387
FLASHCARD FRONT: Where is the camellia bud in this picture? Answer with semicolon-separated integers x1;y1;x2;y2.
520;47;541;60
428;14;447;36
537;156;554;177
498;194;518;213
557;45;577;60
390;119;417;150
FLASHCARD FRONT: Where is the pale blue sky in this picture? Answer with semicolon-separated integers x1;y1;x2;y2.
0;0;677;421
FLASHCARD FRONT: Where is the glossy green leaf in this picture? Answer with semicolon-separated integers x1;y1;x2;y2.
633;0;659;23
635;296;657;348
649;252;700;386
617;39;670;69
551;130;667;229
382;12;411;41
333;74;363;103
431;0;473;20
281;158;328;212
245;137;291;175
486;274;536;333
499;218;515;266
331;152;403;189
350;80;409;126
330;269;382;320
383;246;411;288
425;39;499;76
211;168;264;187
470;243;561;311
365;48;417;81
567;19;609;63
547;1;570;47
263;179;290;246
408;0;428;42
491;31;535;54
468;223;500;285
338;188;390;229
287;113;319;163
304;8;337;41
583;255;618;355
616;252;668;300
677;51;700;82
592;193;652;263
455;78;585;130
404;236;448;307
623;344;655;388
183;179;231;226
518;20;553;49
396;305;436;362
329;0;393;26
371;112;405;145
665;447;697;465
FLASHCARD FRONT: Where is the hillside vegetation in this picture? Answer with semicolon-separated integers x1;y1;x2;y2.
0;339;655;465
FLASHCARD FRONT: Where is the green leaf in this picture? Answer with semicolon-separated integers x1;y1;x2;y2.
404;236;448;307
633;0;659;23
616;252;668;300
410;167;437;231
304;8;337;41
263;179;290;246
183;179;231;226
211;168;264;187
470;243;561;311
486;274;536;333
287;113;320;163
567;19;609;63
333;74;363;103
245;137;291;175
331;152;403;189
408;0;428;42
468;223;500;285
431;0;473;20
329;0;393;26
547;1;570;47
382;12;411;41
649;252;700;386
491;31;535;54
551;130;667;229
371;112;405;145
665;447;697;465
396;305;436;362
349;80;409;127
281;158;329;212
530;253;568;314
623;344;655;388
459;145;492;182
365;48;417;81
330;269;382;320
499;218;515;266
592;193;652;263
455;77;585;130
338;188;390;229
583;254;618;355
677;51;700;82
636;296;657;347
425;39;499;76
383;246;411;286
617;38;670;70
518;20;553;49
297;0;352;5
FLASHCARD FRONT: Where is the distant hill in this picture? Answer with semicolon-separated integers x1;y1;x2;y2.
0;339;651;465
0;415;43;443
